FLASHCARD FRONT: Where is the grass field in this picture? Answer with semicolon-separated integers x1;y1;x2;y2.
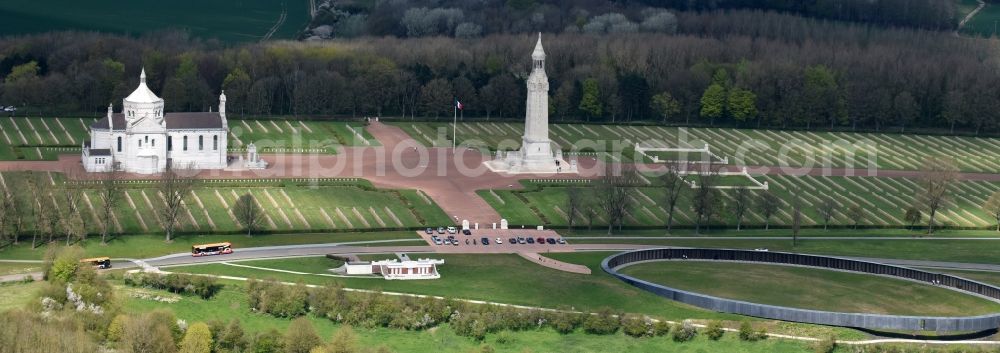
168;252;868;340
0;0;310;42
959;0;1000;37
483;176;1000;229
620;261;1000;316
567;237;1000;264
0;117;375;161
115;283;815;353
0;172;452;238
0;281;44;312
0;231;422;261
395;122;1000;173
0;261;41;275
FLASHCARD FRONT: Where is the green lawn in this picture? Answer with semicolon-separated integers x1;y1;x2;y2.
0;0;309;42
397;122;1000;173
118;284;814;353
0;172;454;238
567;237;1000;264
620;261;1000;316
563;228;1000;238
0;261;41;275
229;119;378;154
0;231;422;261
0;281;45;312
484;176;1000;229
170;252;865;340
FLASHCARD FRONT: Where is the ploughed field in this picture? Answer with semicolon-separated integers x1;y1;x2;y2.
619;261;1000;316
0;0;310;42
0;117;373;161
396;121;1000;173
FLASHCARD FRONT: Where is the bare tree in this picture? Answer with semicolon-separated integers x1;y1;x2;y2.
660;161;686;233
159;165;196;242
60;169;85;245
232;193;264;237
904;206;923;231
918;156;958;234
790;187;803;247
983;191;1000;232
97;168;123;244
597;163;633;235
691;163;723;234
565;186;583;232
817;196;837;230
847;204;864;230
582;191;598;231
731;187;751;231
758;189;780;230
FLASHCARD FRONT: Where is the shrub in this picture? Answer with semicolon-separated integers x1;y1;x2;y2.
671;322;697;342
652;321;671;337
124;272;221;299
738;321;767;341
251;329;284;353
621;315;651;338
106;314;128;342
813;335;836;353
179;322;212;353
284;318;322;353
704;320;725;340
548;311;583;334
494;331;515;345
582;309;620;335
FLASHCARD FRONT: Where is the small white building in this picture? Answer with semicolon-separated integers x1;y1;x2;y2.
342;258;444;280
82;69;229;174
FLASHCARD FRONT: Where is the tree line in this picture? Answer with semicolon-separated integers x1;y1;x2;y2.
1;10;999;135
302;0;955;40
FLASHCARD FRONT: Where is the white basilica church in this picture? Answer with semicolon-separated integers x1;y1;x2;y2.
82;69;229;174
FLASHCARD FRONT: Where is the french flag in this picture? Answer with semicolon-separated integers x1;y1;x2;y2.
455;98;464;110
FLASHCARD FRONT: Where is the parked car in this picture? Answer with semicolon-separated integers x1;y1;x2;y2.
546;238;556;244
447;226;457;234
424;228;434;234
462;229;472;235
557;238;566;244
536;237;545;244
481;237;489;245
496;237;503;244
437;227;446;234
432;237;442;245
517;237;526;244
526;237;535;244
508;237;517;244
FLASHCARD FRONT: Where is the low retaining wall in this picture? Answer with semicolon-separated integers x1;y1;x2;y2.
602;248;1000;332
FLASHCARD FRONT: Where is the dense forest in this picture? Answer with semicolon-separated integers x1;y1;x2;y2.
303;0;956;40
0;9;998;135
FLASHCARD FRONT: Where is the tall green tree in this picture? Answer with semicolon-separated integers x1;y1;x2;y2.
801;65;845;129
727;87;757;123
650;92;681;124
579;78;603;122
699;83;726;126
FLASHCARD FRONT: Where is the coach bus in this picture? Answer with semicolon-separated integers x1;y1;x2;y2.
191;242;233;257
80;257;112;269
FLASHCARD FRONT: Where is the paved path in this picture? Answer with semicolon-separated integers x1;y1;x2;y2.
518;252;591;274
957;0;988;36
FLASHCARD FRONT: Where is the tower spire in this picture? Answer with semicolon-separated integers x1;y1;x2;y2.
140;67;146;84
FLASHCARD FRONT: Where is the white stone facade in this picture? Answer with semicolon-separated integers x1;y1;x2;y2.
485;34;575;174
342;258;445;280
82;69;229;174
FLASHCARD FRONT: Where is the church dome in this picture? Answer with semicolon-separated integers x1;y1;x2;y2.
125;68;163;104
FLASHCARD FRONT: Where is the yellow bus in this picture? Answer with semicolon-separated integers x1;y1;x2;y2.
191;242;233;257
80;257;112;269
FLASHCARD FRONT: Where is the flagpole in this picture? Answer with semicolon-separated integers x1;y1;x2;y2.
452;99;457;149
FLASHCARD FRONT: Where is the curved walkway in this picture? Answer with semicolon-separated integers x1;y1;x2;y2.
603;248;1000;332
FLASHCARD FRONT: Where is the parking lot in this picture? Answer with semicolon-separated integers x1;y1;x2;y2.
416;228;571;254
